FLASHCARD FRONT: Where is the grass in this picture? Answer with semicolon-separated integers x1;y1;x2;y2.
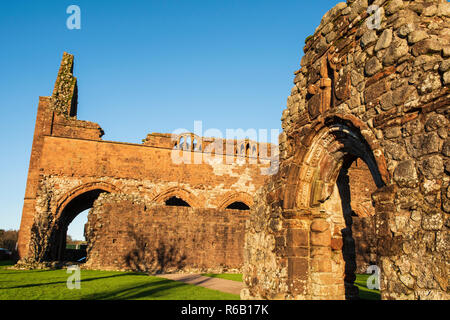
0;260;380;300
202;273;381;300
354;273;381;300
201;273;243;282
0;261;238;300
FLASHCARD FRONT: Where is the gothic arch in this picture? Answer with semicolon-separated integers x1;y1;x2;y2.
280;115;392;299
282;115;389;210
218;191;254;210
54;181;121;219
152;186;201;208
46;181;121;261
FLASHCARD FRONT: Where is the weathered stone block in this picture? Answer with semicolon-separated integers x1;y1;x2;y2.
365;56;383;76
287;228;309;247
310;219;329;232
310;229;331;247
288;257;308;280
394;160;418;188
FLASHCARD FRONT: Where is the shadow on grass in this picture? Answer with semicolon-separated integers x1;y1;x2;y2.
2;272;140;290
358;288;381;300
82;278;188;300
164;274;218;286
0;269;61;275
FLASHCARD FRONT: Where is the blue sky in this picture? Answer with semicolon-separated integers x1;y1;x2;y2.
0;0;341;240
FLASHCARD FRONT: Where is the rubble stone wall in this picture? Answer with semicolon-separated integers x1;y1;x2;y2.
84;193;249;272
243;0;449;300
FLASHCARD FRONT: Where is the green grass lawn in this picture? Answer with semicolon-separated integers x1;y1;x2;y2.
354;273;381;300
202;273;380;300
1;260;379;300
0;261;238;300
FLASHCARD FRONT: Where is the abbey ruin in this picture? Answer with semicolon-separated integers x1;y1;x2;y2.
18;0;449;300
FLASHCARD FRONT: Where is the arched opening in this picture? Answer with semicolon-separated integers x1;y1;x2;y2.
165;196;191;207
51;188;110;261
193;138;198;151
283;118;387;300
66;209;89;260
179;136;185;150
335;155;379;300
311;121;384;300
186;136;192;151
226;201;250;210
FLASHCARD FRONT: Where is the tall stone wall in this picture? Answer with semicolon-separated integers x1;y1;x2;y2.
243;0;449;300
84;193;249;272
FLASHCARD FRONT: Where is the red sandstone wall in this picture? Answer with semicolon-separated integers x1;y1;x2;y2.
347;159;378;273
85;195;249;272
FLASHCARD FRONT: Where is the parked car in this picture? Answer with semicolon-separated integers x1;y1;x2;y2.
0;248;12;260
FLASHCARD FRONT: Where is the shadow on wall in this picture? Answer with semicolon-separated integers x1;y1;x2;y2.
124;225;187;273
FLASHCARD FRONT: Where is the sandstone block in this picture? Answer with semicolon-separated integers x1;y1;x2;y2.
310;219;329;232
365;56;383;76
394;160;418;188
310;230;331;247
407;30;428;45
420;155;444;180
361;30;377;48
383;39;409;66
375;29;393;52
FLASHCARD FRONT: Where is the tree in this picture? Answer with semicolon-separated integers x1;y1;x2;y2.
0;229;18;251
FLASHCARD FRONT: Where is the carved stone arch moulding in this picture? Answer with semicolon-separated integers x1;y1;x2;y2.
218;191;254;210
53;181;122;219
283;114;389;210
152;186;202;208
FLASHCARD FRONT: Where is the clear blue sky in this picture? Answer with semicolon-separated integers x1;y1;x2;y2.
0;0;341;240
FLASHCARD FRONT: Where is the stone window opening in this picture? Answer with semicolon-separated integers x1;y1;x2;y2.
164;196;191;207
226;201;250;210
185;136;192;151
192;138;197;151
179;136;185;150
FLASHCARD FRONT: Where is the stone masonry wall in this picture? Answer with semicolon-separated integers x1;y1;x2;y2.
84;193;249;272
243;0;449;300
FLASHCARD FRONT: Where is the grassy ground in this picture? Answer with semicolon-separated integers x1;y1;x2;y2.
354;273;381;300
0;261;238;300
1;260;379;300
202;273;381;300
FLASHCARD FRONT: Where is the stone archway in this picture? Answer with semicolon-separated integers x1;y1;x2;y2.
242;117;394;300
152;186;202;208
218;191;254;210
284;118;388;300
28;182;120;262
